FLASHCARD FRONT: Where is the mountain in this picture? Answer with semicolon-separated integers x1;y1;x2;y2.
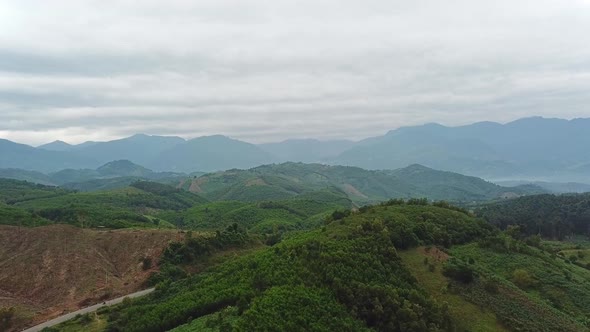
331;117;590;181
37;140;74;152
70;134;186;166
258;139;354;163
49;159;153;185
96;160;153;177
48;160;184;188
7;116;590;177
149;135;276;173
0;139;97;173
175;162;543;204
3;133;279;174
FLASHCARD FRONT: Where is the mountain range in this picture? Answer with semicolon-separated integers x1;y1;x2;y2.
2;117;590;182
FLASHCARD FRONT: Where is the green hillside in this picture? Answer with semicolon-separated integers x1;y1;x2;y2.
476;193;590;239
60;176;145;192
155;188;353;240
0;168;55;185
0;179;70;204
0;180;208;229
54;201;589;332
179;162;543;205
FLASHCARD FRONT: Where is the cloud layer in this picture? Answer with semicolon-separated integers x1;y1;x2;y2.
1;0;590;145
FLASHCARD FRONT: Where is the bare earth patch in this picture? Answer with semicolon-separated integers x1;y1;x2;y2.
245;178;267;187
0;224;183;331
341;183;368;199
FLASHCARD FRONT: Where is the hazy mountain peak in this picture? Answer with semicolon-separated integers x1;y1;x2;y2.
402;164;434;172
97;159;153;177
38;140;73;151
128;133;149;139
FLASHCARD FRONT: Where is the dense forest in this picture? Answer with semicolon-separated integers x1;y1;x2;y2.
477;193;590;239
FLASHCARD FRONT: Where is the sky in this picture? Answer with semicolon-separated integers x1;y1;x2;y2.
1;0;590;145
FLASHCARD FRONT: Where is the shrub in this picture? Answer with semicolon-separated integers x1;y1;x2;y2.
483;280;499;294
0;307;15;331
142;257;153;270
512;269;534;289
443;259;475;283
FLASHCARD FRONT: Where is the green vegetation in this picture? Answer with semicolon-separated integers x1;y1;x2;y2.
94;203;469;332
449;240;588;331
154;189;353;246
49;200;590;332
0;178;71;204
0;179;208;229
399;248;506;332
0;202;50;226
176;162;540;206
3;164;589;332
477;193;590;239
170;306;241;332
0;306;16;332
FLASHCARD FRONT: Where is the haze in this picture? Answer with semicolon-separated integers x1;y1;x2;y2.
1;0;590;145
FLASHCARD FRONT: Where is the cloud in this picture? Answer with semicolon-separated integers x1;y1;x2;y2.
0;0;589;145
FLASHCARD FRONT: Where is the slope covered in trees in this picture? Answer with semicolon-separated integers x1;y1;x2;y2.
477;193;590;239
179;163;541;205
0;179;207;229
53;201;589;332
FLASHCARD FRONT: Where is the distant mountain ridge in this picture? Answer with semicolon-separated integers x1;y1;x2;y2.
0;160;185;189
258;139;355;163
149;135;275;173
331;117;590;181
2;134;274;173
1;117;589;182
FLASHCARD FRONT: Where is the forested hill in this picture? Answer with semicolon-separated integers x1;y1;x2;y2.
477;193;590;239
176;162;543;205
59;200;590;332
0;179;208;229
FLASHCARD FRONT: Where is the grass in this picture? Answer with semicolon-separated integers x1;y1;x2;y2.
450;243;590;330
541;238;590;267
50;312;107;332
399;247;507;332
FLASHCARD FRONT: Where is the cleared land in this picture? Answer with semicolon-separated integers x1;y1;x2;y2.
0;224;182;331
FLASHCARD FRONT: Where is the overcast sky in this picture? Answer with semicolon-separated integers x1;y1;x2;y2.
1;0;590;145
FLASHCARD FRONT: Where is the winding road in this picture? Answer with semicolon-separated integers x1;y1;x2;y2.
22;288;155;332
